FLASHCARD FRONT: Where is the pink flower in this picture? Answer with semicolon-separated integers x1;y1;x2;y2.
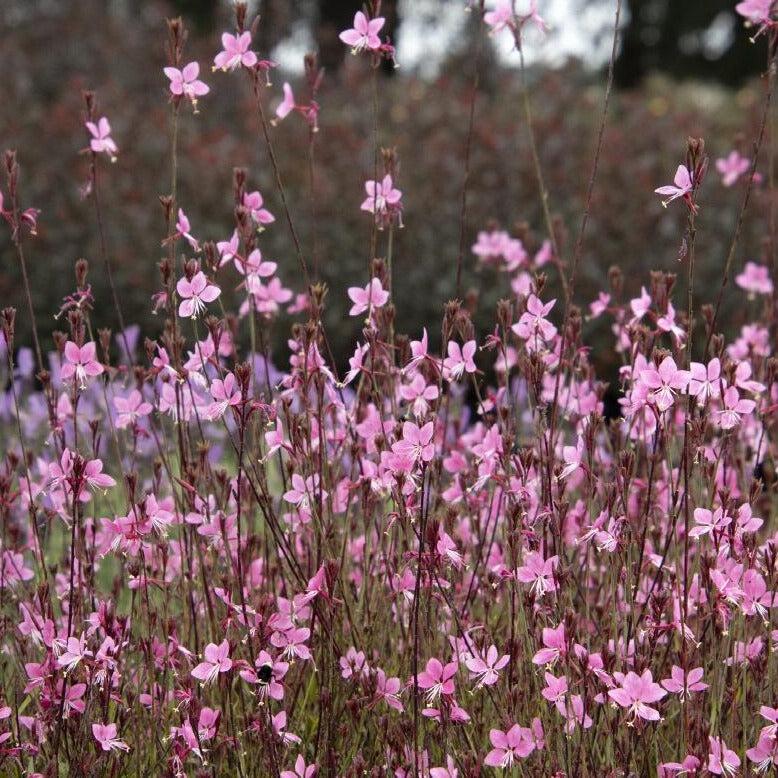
655;165;696;212
92;722;130;753
57;633;92;674
608;669;666;722
283;473;325;522
191;640;232;685
271;710;301;747
164;62;209;111
271;82;319;130
198;707;220;740
1;551;34;586
736;0;774;27
339;646;368;679
708;735;740;776
213;31;257;71
177;271;221;318
717;386;755;430
405;328;432;374
392;420;435;464
465;645;509;689
242;190;275;228
271;625;312;662
558;435;584;480
532;622;566;666
658;755;701;777
747;733;778;771
688;358;722;405
347;277;389;317
275;82;296;120
689;506;731;538
280;754;317;778
61;340;104;390
415;657;457;704
205;372;242;420
360;175;403;227
660;666;707;702
541;671;568;705
484;1;514;34
430;756;459;778
58;680;87;715
436;529;465;569
373;668;404;712
515;552;558;598
240;650;288;701
639;356;690;413
484;721;542;767
735;261;773;297
512;294;557;343
85;117;118;161
114;389;152;429
443;340;477;381
716;150;750;186
399;373;439;419
629;285;652;322
339;11;384;53
174;208;199;252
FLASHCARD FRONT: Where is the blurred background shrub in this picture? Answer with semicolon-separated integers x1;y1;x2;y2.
0;0;773;387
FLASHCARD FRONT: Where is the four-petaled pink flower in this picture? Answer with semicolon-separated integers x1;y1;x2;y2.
348;277;389;317
57;632;92;674
639;356;690;413
690;506;732;538
339;11;384;53
708;735;740;776
515;551;558;598
373;668;404;711
484;722;542;767
512;294;557;344
655;165;697;213
465;645;509;689
270;625;312;662
92;722;130;753
213;31;257;72
747;732;778;771
392;420;435;464
735;261;773;297
360;174;403;228
660;666;708;702
532;622;566;665
608;669;666;722
717;386;756;431
443;340;477;381
415;657;457;704
114;389;153;429
191;640;232;685
242;190;275;229
177;271;221;318
164;62;210;112
85;117;118;161
716;150;750;187
205;372;242;421
283;473;325;522
688;357;721;406
61;341;104;390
